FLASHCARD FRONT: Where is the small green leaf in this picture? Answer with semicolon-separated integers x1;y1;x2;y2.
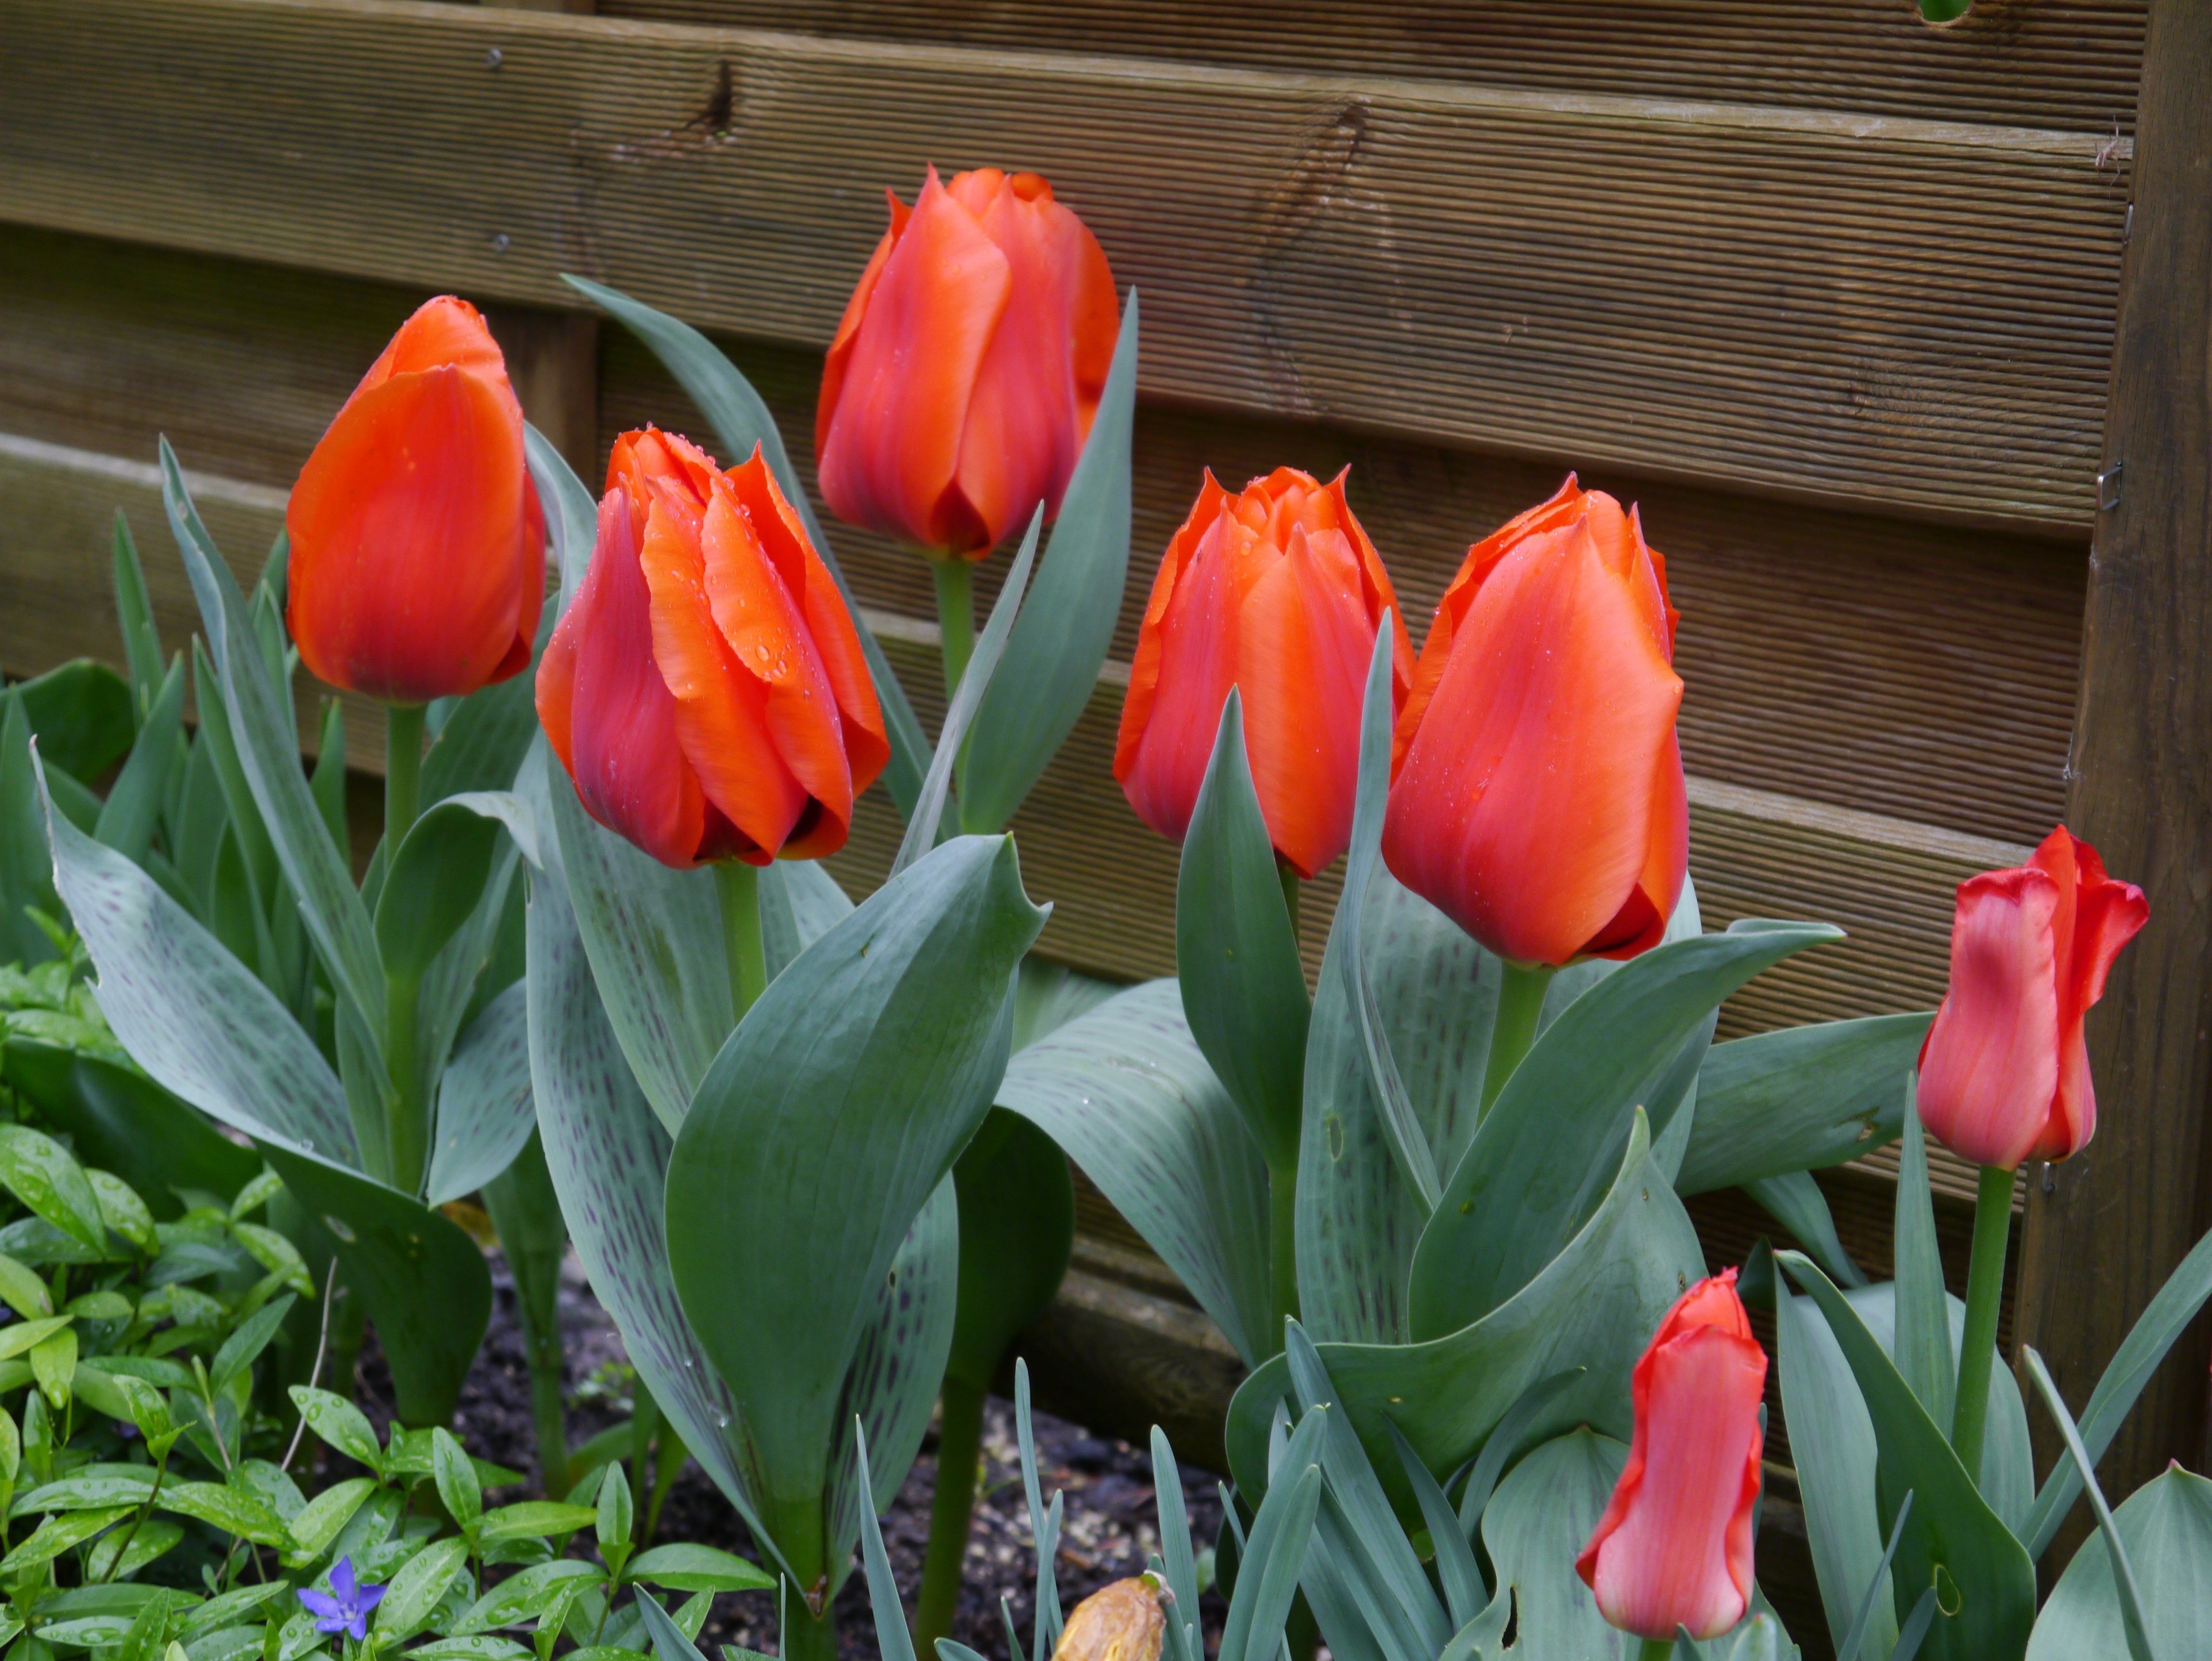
87;1516;184;1581
454;1560;605;1634
211;1293;296;1392
434;1428;482;1529
0;1252;53;1318
12;1469;158;1516
479;1502;601;1542
158;1481;291;1546
229;1222;313;1296
228;1170;284;1222
284;1476;377;1560
625;1544;776;1594
0;1315;75;1362
378;1538;472;1642
596;1463;633;1558
30;1326;77;1408
408;1641;533;1661
0;1123;108;1252
0;1503;133;1572
288;1385;385;1473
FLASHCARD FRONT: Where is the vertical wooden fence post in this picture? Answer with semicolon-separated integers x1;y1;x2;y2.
2014;0;2212;1552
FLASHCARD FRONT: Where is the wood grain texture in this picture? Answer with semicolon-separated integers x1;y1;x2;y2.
2015;0;2212;1541
0;0;2129;530
605;0;2147;134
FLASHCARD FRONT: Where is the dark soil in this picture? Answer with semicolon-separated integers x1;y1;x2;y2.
351;1251;1232;1661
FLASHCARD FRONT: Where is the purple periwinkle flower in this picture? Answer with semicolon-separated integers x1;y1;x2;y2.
299;1556;385;1643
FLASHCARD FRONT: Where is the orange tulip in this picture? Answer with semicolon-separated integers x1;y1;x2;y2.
536;428;888;869
1382;476;1685;967
1578;1270;1765;1642
287;296;545;704
1916;826;2147;1170
1113;468;1413;880
816;165;1118;559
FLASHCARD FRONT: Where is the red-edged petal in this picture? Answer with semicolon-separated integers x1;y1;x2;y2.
816;166;1011;553
1579;1323;1765;1640
1237;523;1377;878
1916;866;2064;1169
287;364;535;703
538;488;707;868
1381;517;1685;966
636;488;808;867
816;189;914;462
1115;472;1229;785
1114;498;1259;847
948;171;1118;551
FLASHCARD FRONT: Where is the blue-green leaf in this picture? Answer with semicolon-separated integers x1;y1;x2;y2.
1176;690;1310;1170
958;292;1137;834
2027;1464;2212;1661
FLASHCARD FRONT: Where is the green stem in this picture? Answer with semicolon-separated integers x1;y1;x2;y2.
384;703;425;857
931;556;976;706
713;862;768;1028
912;1375;986;1653
1268;1156;1300;1344
1480;962;1554;1121
780;1598;838;1661
1950;1162;2016;1483
1637;1637;1676;1661
385;971;423;1192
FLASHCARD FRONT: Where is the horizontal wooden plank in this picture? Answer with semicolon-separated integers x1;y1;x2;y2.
0;0;2128;530
606;0;2148;135
0;227;2084;847
603;327;2087;849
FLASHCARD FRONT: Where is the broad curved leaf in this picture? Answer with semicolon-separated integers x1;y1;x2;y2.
428;980;536;1205
946;1108;1073;1388
1408;920;1839;1341
1177;690;1310;1170
1481;1428;1631;1661
2028;1465;2212;1661
1675;1013;1929;1195
665;835;1044;1584
997;979;1274;1367
1228;1110;1703;1516
0;1040;260;1213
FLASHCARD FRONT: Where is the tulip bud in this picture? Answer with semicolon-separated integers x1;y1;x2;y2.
286;296;546;705
1113;468;1413;879
1051;1579;1164;1661
1382;476;1686;967
816;165;1119;559
1916;826;2147;1170
535;428;888;868
1577;1270;1765;1643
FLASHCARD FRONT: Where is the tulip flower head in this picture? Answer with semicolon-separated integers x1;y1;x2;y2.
1382;476;1686;967
536;428;888;869
1916;826;2147;1170
1578;1270;1765;1643
816;165;1119;559
286;296;545;705
1113;467;1414;879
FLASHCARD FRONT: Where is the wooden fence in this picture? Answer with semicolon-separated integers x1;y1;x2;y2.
3;0;2208;1595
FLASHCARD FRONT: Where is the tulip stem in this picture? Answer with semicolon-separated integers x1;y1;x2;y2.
1950;1162;2016;1483
384;702;425;857
1481;963;1554;1121
931;555;976;706
912;1372;985;1653
1637;1638;1676;1661
713;861;769;1030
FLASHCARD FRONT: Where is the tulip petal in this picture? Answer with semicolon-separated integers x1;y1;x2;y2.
816;188;913;462
951;172;1119;551
1115;471;1230;789
1237;524;1376;878
1115;500;1256;847
287;365;536;704
1917;867;2064;1169
371;295;512;389
816;166;1011;553
1580;1324;1765;1640
727;451;890;825
1382;516;1684;967
540;489;707;868
637;492;809;866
